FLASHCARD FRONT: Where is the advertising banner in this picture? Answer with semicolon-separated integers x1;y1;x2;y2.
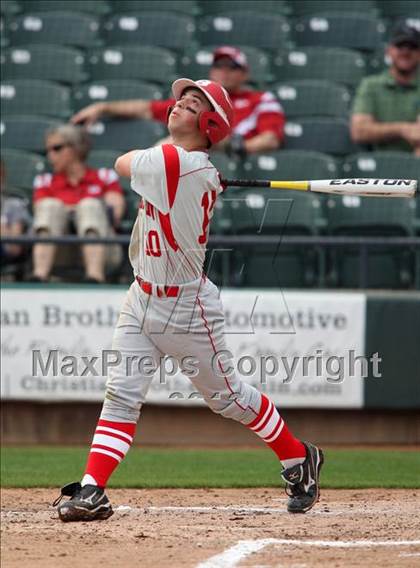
1;286;366;408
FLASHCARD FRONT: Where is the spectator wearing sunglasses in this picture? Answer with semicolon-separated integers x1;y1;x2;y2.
30;124;125;283
351;24;420;155
71;46;285;157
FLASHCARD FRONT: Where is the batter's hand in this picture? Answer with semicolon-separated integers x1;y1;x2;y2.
71;102;106;125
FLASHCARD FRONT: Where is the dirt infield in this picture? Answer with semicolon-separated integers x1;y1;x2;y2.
1;488;420;568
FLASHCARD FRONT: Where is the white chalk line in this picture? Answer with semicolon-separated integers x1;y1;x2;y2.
114;505;419;517
196;539;420;568
115;505;339;516
197;540;273;568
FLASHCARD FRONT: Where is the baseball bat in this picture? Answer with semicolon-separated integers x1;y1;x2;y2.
221;178;417;197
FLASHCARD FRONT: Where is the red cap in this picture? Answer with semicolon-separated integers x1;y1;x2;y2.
213;46;248;69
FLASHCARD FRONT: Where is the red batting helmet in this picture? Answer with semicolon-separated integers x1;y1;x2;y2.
171;78;234;145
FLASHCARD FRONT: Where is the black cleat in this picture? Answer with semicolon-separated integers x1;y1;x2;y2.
281;442;324;514
53;482;114;522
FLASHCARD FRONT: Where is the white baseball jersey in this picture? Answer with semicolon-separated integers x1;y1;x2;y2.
101;142;263;432
129;144;223;285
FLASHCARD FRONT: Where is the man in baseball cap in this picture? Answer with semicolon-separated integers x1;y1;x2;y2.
72;46;285;156
391;23;420;49
209;46;284;156
213;46;249;69
351;23;420;154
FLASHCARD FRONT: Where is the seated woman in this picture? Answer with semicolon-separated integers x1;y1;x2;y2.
30;124;125;283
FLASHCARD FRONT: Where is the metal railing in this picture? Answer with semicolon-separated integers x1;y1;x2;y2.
2;234;420;288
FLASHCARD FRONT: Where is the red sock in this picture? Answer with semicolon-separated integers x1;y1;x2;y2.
82;419;136;487
247;394;306;462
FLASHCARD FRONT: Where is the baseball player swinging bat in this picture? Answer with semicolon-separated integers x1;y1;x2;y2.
221;178;417;197
59;78;414;522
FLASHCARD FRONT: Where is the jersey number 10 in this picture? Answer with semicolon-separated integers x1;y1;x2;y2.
145;189;218;257
145;230;161;257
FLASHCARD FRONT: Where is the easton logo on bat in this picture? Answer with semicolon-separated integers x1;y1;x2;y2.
329;179;412;186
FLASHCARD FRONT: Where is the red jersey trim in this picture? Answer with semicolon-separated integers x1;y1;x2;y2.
162;144;180;210
158;211;179;252
179;166;217;178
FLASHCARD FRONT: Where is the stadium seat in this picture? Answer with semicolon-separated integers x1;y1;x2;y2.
284;118;356;156
403;14;420;28
87;149;119;171
231;189;325;234
111;1;199;15
293;13;385;52
197;12;291;51
103;12;195;52
327;195;417;235
87;149;130;192
121;190;141;231
1;115;61;153
87;46;177;84
1;15;9;47
86;119;166;151
19;0;111;15
291;0;378;17
345;147;420;240
210;194;233;234
73;80;163;112
274;80;351;118
179;45;273;87
272;47;367;88
8;12;101;48
1;148;47;191
367;45;389;73
1;44;88;84
206;194;234;285
208;152;240;179
229;188;323;286
1;79;72;119
326;195;417;288
241;150;338;183
202;153;238;280
1;0;21;16
200;1;290;16
342;152;420;183
376;0;420;18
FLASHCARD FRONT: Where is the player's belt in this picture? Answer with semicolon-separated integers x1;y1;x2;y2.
136;276;179;298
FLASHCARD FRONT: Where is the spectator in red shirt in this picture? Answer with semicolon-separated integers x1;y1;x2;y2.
71;46;285;156
30;124;125;283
